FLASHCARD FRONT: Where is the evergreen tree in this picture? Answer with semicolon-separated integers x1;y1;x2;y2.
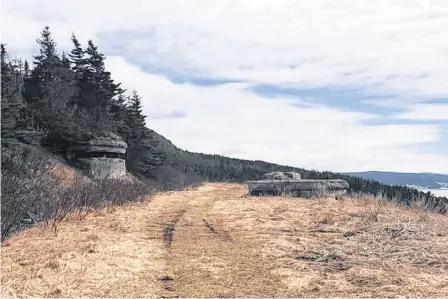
111;94;131;138
1;44;20;138
74;40;124;132
23;60;31;82
22;26;80;147
68;33;89;109
1;44;11;100
68;33;86;79
1;45;31;139
124;91;164;176
84;40;124;106
1;43;10;75
24;26;60;108
128;90;146;131
61;52;71;69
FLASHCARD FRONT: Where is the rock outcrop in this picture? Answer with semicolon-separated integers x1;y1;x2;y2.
67;133;128;179
247;172;349;197
262;171;302;180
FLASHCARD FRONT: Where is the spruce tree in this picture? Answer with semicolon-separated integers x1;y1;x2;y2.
0;45;36;140
1;44;10;76
68;34;89;109
23;60;30;81
22;26;80;148
24;26;60;109
124;91;164;176
61;52;71;69
84;40;123;106
78;40;124;132
42;52;81;148
128;90;146;131
1;44;21;138
68;33;86;78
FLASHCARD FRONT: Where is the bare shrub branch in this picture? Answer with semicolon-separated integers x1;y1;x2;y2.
1;144;155;241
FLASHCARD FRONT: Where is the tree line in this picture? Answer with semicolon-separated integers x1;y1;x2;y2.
165;150;447;212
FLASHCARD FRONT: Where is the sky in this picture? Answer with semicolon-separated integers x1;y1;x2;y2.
2;0;448;173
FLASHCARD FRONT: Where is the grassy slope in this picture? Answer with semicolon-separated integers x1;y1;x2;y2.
2;183;447;298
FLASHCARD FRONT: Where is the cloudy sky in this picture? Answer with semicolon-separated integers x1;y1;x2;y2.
2;0;448;173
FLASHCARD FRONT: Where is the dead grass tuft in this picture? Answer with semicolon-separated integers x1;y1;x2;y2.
49;163;84;189
43;255;61;270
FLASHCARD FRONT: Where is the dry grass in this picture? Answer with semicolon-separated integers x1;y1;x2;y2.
2;183;447;298
49;164;80;188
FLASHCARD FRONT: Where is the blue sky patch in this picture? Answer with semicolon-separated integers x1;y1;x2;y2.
248;84;404;116
424;98;448;104
147;110;187;120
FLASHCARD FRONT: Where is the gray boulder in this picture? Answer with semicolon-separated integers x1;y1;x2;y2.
68;133;127;156
262;171;302;180
66;133;128;179
247;172;349;198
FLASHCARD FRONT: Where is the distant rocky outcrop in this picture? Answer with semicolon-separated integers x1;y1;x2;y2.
262;171;302;180
67;133;128;179
247;171;349;197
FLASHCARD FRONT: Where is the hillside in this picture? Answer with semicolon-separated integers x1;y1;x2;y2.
150;131;448;212
2;183;447;298
347;171;448;190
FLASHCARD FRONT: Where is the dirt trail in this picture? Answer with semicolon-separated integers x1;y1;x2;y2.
163;184;285;298
2;183;448;298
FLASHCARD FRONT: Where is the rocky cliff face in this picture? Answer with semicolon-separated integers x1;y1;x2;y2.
67;133;128;179
78;158;127;179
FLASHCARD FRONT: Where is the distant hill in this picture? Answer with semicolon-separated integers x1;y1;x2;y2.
346;171;448;189
146;130;447;212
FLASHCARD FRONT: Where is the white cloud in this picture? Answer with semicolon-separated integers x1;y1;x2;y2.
3;0;448;99
105;56;448;173
395;104;448;120
2;0;448;172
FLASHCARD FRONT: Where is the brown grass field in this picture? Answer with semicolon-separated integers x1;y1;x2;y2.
1;183;447;298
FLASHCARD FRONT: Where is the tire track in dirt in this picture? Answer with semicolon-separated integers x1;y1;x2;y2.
162;183;287;298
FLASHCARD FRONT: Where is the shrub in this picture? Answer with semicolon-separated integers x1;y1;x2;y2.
1;143;155;241
1;143;57;240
